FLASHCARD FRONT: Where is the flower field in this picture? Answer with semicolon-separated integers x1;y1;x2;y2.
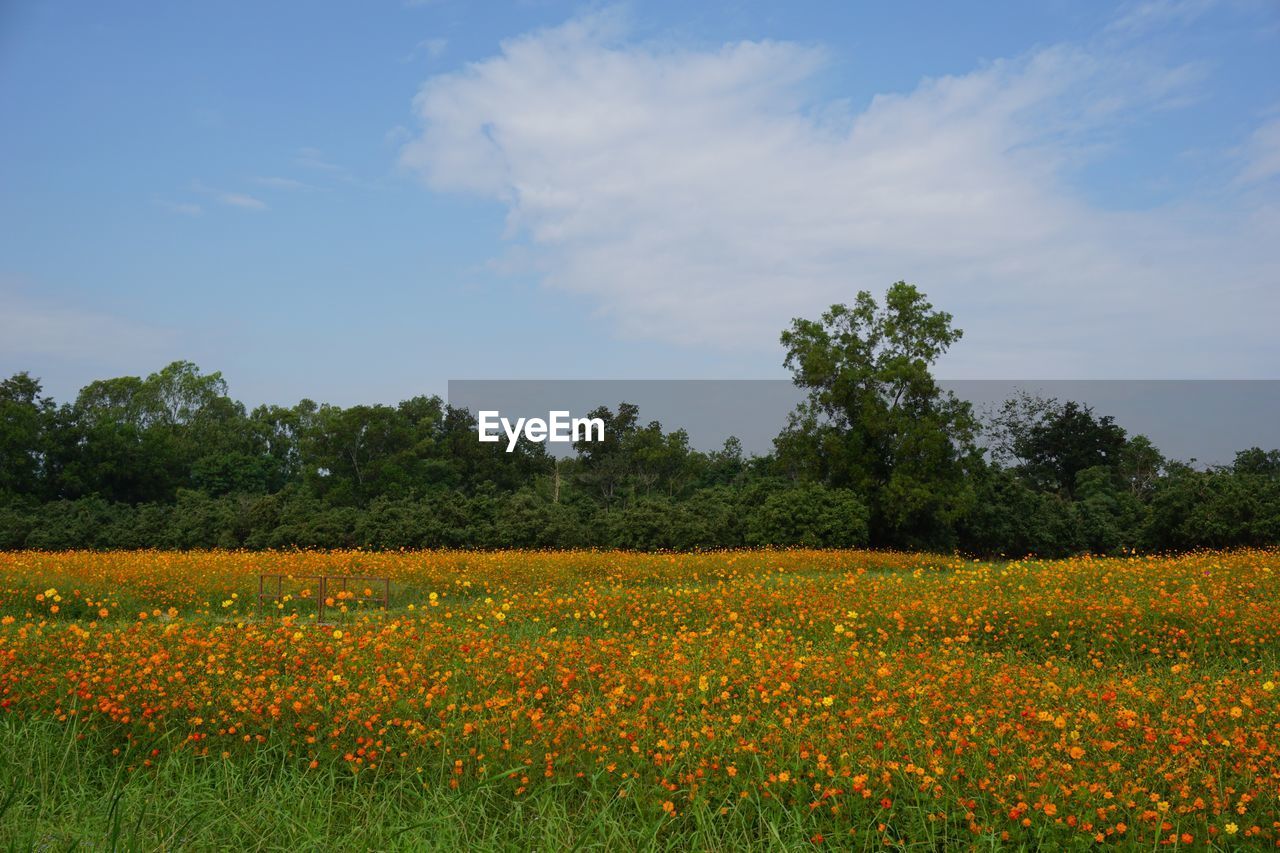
1;549;1278;849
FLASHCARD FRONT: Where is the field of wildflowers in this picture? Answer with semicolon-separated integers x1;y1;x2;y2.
0;549;1277;849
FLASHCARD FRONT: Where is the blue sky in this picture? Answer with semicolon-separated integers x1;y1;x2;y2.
1;0;1277;406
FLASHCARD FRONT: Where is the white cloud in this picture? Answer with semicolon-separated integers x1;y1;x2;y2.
1105;0;1220;34
291;147;386;192
405;37;448;62
1237;117;1280;184
0;285;176;361
189;181;268;210
155;199;203;216
401;11;1280;377
218;192;267;210
295;147;343;172
253;176;316;191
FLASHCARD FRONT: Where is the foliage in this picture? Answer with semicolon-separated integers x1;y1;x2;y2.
777;282;980;548
1;283;1276;555
744;483;869;547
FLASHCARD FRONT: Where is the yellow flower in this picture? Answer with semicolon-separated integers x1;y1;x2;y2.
1226;822;1239;835
332;629;343;639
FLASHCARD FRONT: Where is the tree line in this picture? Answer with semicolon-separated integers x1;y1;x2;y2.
2;282;1276;554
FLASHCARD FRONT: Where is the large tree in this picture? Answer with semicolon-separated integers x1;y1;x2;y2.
777;281;980;548
0;372;53;501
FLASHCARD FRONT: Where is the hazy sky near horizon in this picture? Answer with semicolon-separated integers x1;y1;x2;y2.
1;0;1277;406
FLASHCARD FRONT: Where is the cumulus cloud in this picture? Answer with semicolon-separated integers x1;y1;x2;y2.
400;10;1279;377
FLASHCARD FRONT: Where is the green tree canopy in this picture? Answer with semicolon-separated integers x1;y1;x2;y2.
777;281;979;548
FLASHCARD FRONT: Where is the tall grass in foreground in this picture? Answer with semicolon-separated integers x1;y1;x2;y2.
0;717;925;851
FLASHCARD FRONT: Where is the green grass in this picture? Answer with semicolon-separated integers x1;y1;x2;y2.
0;718;917;852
